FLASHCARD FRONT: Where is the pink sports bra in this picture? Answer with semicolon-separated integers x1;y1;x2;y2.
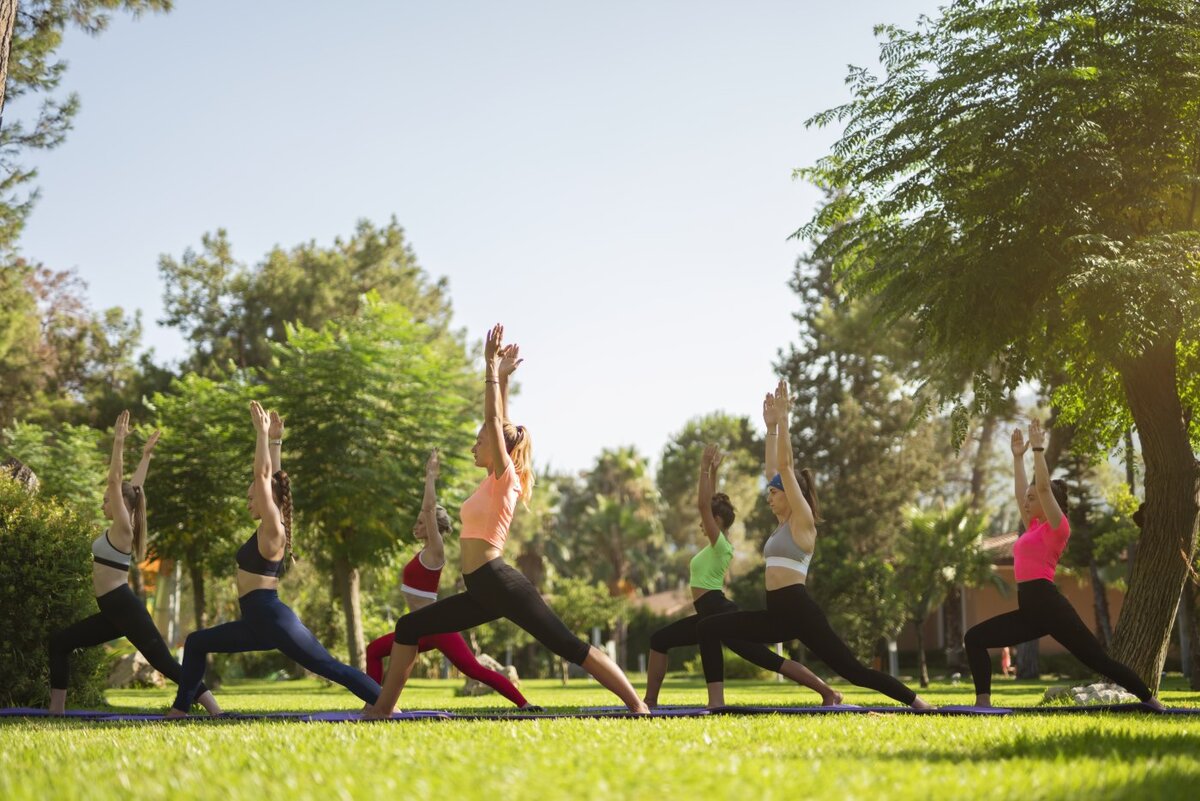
1012;515;1071;583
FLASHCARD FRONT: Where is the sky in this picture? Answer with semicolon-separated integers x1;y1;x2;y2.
15;0;944;474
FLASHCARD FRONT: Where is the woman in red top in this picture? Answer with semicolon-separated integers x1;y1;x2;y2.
366;325;647;717
364;448;533;709
964;419;1163;708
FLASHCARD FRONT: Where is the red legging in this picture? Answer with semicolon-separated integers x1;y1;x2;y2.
365;631;528;708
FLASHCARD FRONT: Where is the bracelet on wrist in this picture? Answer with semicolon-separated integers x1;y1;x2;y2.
269;439;283;446
1032;447;1045;452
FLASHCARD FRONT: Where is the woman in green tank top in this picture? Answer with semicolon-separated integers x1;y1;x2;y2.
642;444;842;707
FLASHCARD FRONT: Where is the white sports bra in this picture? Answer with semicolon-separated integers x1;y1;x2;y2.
92;530;131;571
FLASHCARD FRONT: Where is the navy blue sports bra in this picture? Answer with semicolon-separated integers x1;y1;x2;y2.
236;531;285;578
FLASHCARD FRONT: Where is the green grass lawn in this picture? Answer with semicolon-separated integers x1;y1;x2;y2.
3;675;1199;801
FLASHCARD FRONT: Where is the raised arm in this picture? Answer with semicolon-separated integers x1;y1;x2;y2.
774;382;817;540
483;324;512;478
762;392;779;482
268;411;284;475
106;411;133;536
130;429;161;488
420;448;445;567
1011;427;1031;528
1028;418;1064;529
697;444;723;546
498;344;523;422
250;401;285;551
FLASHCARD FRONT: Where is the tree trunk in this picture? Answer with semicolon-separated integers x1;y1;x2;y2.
1015;640;1040;679
0;0;17;128
1124;427;1138;579
187;559;216;689
333;555;366;671
1177;589;1192;683
1186;578;1200;691
1110;339;1200;693
914;620;929;688
1089;560;1113;649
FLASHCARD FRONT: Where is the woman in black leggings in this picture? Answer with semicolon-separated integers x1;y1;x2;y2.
695;381;930;709
48;411;221;715
366;324;648;717
963;421;1164;709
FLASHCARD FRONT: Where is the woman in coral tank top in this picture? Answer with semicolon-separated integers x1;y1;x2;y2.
964;419;1164;709
366;325;647;717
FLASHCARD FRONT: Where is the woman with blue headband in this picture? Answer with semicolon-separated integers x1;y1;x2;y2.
695;381;931;709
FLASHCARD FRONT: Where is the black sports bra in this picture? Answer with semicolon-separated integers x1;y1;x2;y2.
236;531;284;578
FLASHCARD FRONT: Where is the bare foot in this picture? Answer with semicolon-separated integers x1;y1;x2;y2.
642;697;659;709
629;701;651;716
165;708;187;719
974;695;992;708
362;705;392;720
910;696;933;710
1143;698;1166;712
821;690;844;706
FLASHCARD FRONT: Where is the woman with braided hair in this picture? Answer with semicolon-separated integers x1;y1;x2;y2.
168;403;380;716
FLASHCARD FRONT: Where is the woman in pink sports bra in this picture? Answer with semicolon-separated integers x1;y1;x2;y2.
365;324;648;717
963;419;1164;709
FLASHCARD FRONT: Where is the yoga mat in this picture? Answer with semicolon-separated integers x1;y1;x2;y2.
3;704;1196;721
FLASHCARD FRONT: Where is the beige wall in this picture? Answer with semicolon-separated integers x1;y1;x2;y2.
899;568;1126;655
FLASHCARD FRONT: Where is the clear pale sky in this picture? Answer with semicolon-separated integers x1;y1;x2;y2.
16;0;941;473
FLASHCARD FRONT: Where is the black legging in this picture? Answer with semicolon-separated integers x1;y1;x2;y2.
650;590;785;674
696;583;917;705
49;584;208;697
964;579;1152;701
394;557;591;665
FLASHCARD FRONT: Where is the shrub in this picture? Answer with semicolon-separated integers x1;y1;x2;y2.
0;476;107;707
683;648;773;680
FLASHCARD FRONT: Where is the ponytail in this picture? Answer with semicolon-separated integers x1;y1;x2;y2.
798;468;822;524
272;470;295;568
122;481;147;562
503;423;534;504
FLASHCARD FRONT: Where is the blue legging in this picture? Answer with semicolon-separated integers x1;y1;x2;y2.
172;589;380;712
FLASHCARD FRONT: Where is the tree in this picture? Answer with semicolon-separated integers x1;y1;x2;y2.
802;0;1200;691
159;219;458;375
1;1;172;250
895;501;993;687
1;419;105;524
148;372;263;638
559;447;665;667
778;219;944;659
270;297;475;670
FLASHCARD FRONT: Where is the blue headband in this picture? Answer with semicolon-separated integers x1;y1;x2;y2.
767;474;784;492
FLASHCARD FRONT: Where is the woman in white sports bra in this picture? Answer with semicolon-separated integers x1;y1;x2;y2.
48;411;221;715
695;382;931;710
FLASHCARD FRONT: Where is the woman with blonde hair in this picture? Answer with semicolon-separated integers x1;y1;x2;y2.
48;411;221;715
367;325;647;717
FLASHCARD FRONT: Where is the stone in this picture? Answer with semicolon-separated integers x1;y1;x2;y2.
458;653;520;697
1043;682;1137;706
108;652;165;689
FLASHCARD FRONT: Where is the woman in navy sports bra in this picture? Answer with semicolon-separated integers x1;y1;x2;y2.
168;403;380;715
48;411;221;715
696;382;930;709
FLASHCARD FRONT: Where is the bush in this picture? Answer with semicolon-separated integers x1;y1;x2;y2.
0;476;108;707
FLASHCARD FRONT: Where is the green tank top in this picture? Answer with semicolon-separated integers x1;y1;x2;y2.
689;532;734;591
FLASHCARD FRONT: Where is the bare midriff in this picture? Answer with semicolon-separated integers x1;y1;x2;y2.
92;563;129;597
765;567;806;591
691;587;714;601
237;569;280;598
461;538;503;575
